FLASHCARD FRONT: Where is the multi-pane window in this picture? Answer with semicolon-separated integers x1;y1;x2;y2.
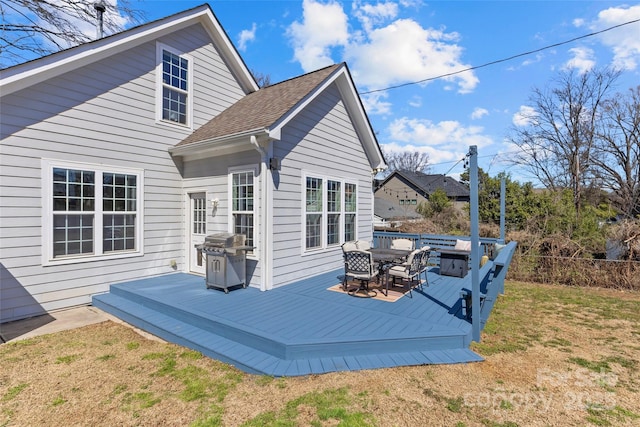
344;183;357;242
157;44;192;127
327;180;341;246
305;177;323;249
53;168;95;257
102;173;137;253
162;49;188;124
46;161;142;263
192;196;206;235
399;199;417;205
304;175;357;251
232;171;254;249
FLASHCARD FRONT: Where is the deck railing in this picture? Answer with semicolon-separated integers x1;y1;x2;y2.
372;231;500;257
372;232;517;332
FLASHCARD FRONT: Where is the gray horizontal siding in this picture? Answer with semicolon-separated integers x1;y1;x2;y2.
270;83;373;287
0;23;247;322
180;150;263;287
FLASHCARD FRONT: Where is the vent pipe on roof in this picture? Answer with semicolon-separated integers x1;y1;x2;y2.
94;1;106;39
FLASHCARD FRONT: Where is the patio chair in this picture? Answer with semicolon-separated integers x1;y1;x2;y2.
387;249;424;298
418;246;431;288
342;250;378;297
341;241;358;255
355;240;371;251
390;238;414;251
389;238;414;262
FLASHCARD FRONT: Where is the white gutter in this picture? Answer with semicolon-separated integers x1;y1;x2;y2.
250;135;273;291
169;128;268;157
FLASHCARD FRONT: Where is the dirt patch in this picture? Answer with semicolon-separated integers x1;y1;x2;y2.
2;281;639;426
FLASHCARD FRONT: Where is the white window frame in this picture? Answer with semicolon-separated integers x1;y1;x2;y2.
42;159;144;266
155;42;194;129
302;173;358;253
344;182;358;243
228;166;258;258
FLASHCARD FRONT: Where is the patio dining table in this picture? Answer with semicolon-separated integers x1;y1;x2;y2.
369;248;413;296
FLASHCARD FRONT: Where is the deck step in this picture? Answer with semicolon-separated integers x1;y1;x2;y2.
102;280;470;359
93;292;483;376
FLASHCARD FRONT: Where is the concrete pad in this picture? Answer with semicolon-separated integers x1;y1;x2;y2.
0;305;167;344
0;306;111;343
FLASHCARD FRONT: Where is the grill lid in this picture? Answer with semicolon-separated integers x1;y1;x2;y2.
204;232;246;248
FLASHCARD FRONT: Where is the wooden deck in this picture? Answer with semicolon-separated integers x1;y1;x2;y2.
93;243;516;376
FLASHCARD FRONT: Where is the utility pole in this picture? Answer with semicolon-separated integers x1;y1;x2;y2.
469;146;480;342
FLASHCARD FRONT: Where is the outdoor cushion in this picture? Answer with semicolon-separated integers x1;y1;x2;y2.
454;239;472;251
355;240;371;251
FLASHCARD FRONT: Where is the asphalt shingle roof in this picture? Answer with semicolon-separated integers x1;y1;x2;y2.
380;170;470;198
177;63;341;146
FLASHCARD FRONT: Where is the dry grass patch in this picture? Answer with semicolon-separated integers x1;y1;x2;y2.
2;281;639;426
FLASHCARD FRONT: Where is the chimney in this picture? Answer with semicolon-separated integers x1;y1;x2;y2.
94;1;106;39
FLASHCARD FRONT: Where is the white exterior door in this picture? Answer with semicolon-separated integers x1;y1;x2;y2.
189;192;207;275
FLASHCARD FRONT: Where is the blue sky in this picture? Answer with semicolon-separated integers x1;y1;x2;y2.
143;1;639;182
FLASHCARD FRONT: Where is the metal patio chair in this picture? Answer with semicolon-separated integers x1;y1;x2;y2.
387;248;424;298
342;250;378;297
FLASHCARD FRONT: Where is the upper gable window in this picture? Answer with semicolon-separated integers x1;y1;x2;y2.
156;43;193;128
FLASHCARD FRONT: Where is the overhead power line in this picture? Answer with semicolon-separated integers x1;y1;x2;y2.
360;18;640;95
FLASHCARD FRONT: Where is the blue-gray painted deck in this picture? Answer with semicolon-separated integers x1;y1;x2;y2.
92;247;515;376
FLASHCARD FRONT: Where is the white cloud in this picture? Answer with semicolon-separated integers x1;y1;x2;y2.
471;107;488;120
512;105;537;127
573;18;585;28
408;95;422;108
381;141;461;167
563;46;596;74
345;18;478;93
285;0;478;94
353;0;398;32
590;4;640;71
387;117;493;152
36;0;130;48
286;0;349;72
238;23;257;51
361;92;393;115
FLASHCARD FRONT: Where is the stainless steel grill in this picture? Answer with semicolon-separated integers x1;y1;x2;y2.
196;232;252;293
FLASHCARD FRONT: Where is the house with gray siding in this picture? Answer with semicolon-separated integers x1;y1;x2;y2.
0;4;385;323
375;170;470;218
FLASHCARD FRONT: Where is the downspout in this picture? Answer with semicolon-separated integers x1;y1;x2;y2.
250;135;272;291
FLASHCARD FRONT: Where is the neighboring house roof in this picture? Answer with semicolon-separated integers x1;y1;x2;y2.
374;197;422;221
171;62;386;171
376;170;470;199
0;4;258;96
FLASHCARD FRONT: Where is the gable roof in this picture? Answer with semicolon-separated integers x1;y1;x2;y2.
376;170;470;199
0;4;258;96
171;62;386;171
176;64;340;146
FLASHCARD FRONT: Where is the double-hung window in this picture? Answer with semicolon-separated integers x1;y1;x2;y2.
305;177;323;249
44;160;143;264
344;183;357;242
230;169;256;252
327;180;341;246
304;174;357;251
156;43;192;127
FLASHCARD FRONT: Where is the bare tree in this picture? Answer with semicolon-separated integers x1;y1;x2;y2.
0;0;145;67
382;149;430;173
593;86;640;218
251;69;272;88
507;67;621;217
